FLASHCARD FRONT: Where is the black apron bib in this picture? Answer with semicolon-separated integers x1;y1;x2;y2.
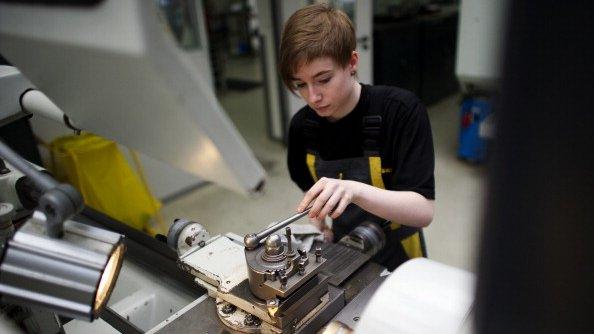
303;115;426;271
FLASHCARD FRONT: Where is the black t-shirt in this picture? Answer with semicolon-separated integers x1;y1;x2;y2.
287;84;435;200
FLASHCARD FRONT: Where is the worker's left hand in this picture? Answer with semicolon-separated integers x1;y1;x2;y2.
297;177;359;222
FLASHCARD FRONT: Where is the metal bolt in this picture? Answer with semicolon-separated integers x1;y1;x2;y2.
269;270;277;281
221;303;236;314
280;274;288;289
315;246;322;263
277;269;288;288
298;259;306;275
285;226;294;254
297;246;307;259
244;314;261;326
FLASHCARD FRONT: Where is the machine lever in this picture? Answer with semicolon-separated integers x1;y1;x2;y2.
244;207;311;249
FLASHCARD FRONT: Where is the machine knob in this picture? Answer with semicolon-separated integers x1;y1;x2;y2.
298;259;306;275
279;274;288;288
264;234;284;256
297;246;307;259
315;247;322;263
244;233;259;249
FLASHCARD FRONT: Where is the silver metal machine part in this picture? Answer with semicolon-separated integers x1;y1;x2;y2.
338;222;386;257
330;274;387;330
234;213;388;332
0;212;125;320
173;220;390;333
166;218;210;256
322;320;354;334
244;208;311;249
245;232;327;301
262;234;285;261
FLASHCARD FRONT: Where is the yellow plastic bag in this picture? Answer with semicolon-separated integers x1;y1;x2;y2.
49;133;161;232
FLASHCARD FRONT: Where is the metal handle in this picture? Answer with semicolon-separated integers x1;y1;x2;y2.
244;208;311;249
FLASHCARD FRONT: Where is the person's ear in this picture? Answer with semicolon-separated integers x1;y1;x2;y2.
349;51;359;75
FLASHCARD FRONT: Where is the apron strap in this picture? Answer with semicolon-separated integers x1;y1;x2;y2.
303;119;320;153
306;153;318;182
389;221;426;258
362;114;382;156
368;156;386;189
400;232;425;259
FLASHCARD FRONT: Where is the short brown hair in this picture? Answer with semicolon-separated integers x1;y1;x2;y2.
279;4;356;92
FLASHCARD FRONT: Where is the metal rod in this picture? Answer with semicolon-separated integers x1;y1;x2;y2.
0;140;56;191
256;208;310;240
285;226;293;254
244;208;310;249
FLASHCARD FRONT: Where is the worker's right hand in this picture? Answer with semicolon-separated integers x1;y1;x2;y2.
297;177;360;222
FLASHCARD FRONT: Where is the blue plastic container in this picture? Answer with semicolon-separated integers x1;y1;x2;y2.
458;97;493;163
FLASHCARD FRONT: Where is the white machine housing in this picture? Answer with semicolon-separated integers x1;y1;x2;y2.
0;0;265;195
455;0;509;91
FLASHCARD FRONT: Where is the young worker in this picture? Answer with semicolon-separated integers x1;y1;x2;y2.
280;4;435;270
